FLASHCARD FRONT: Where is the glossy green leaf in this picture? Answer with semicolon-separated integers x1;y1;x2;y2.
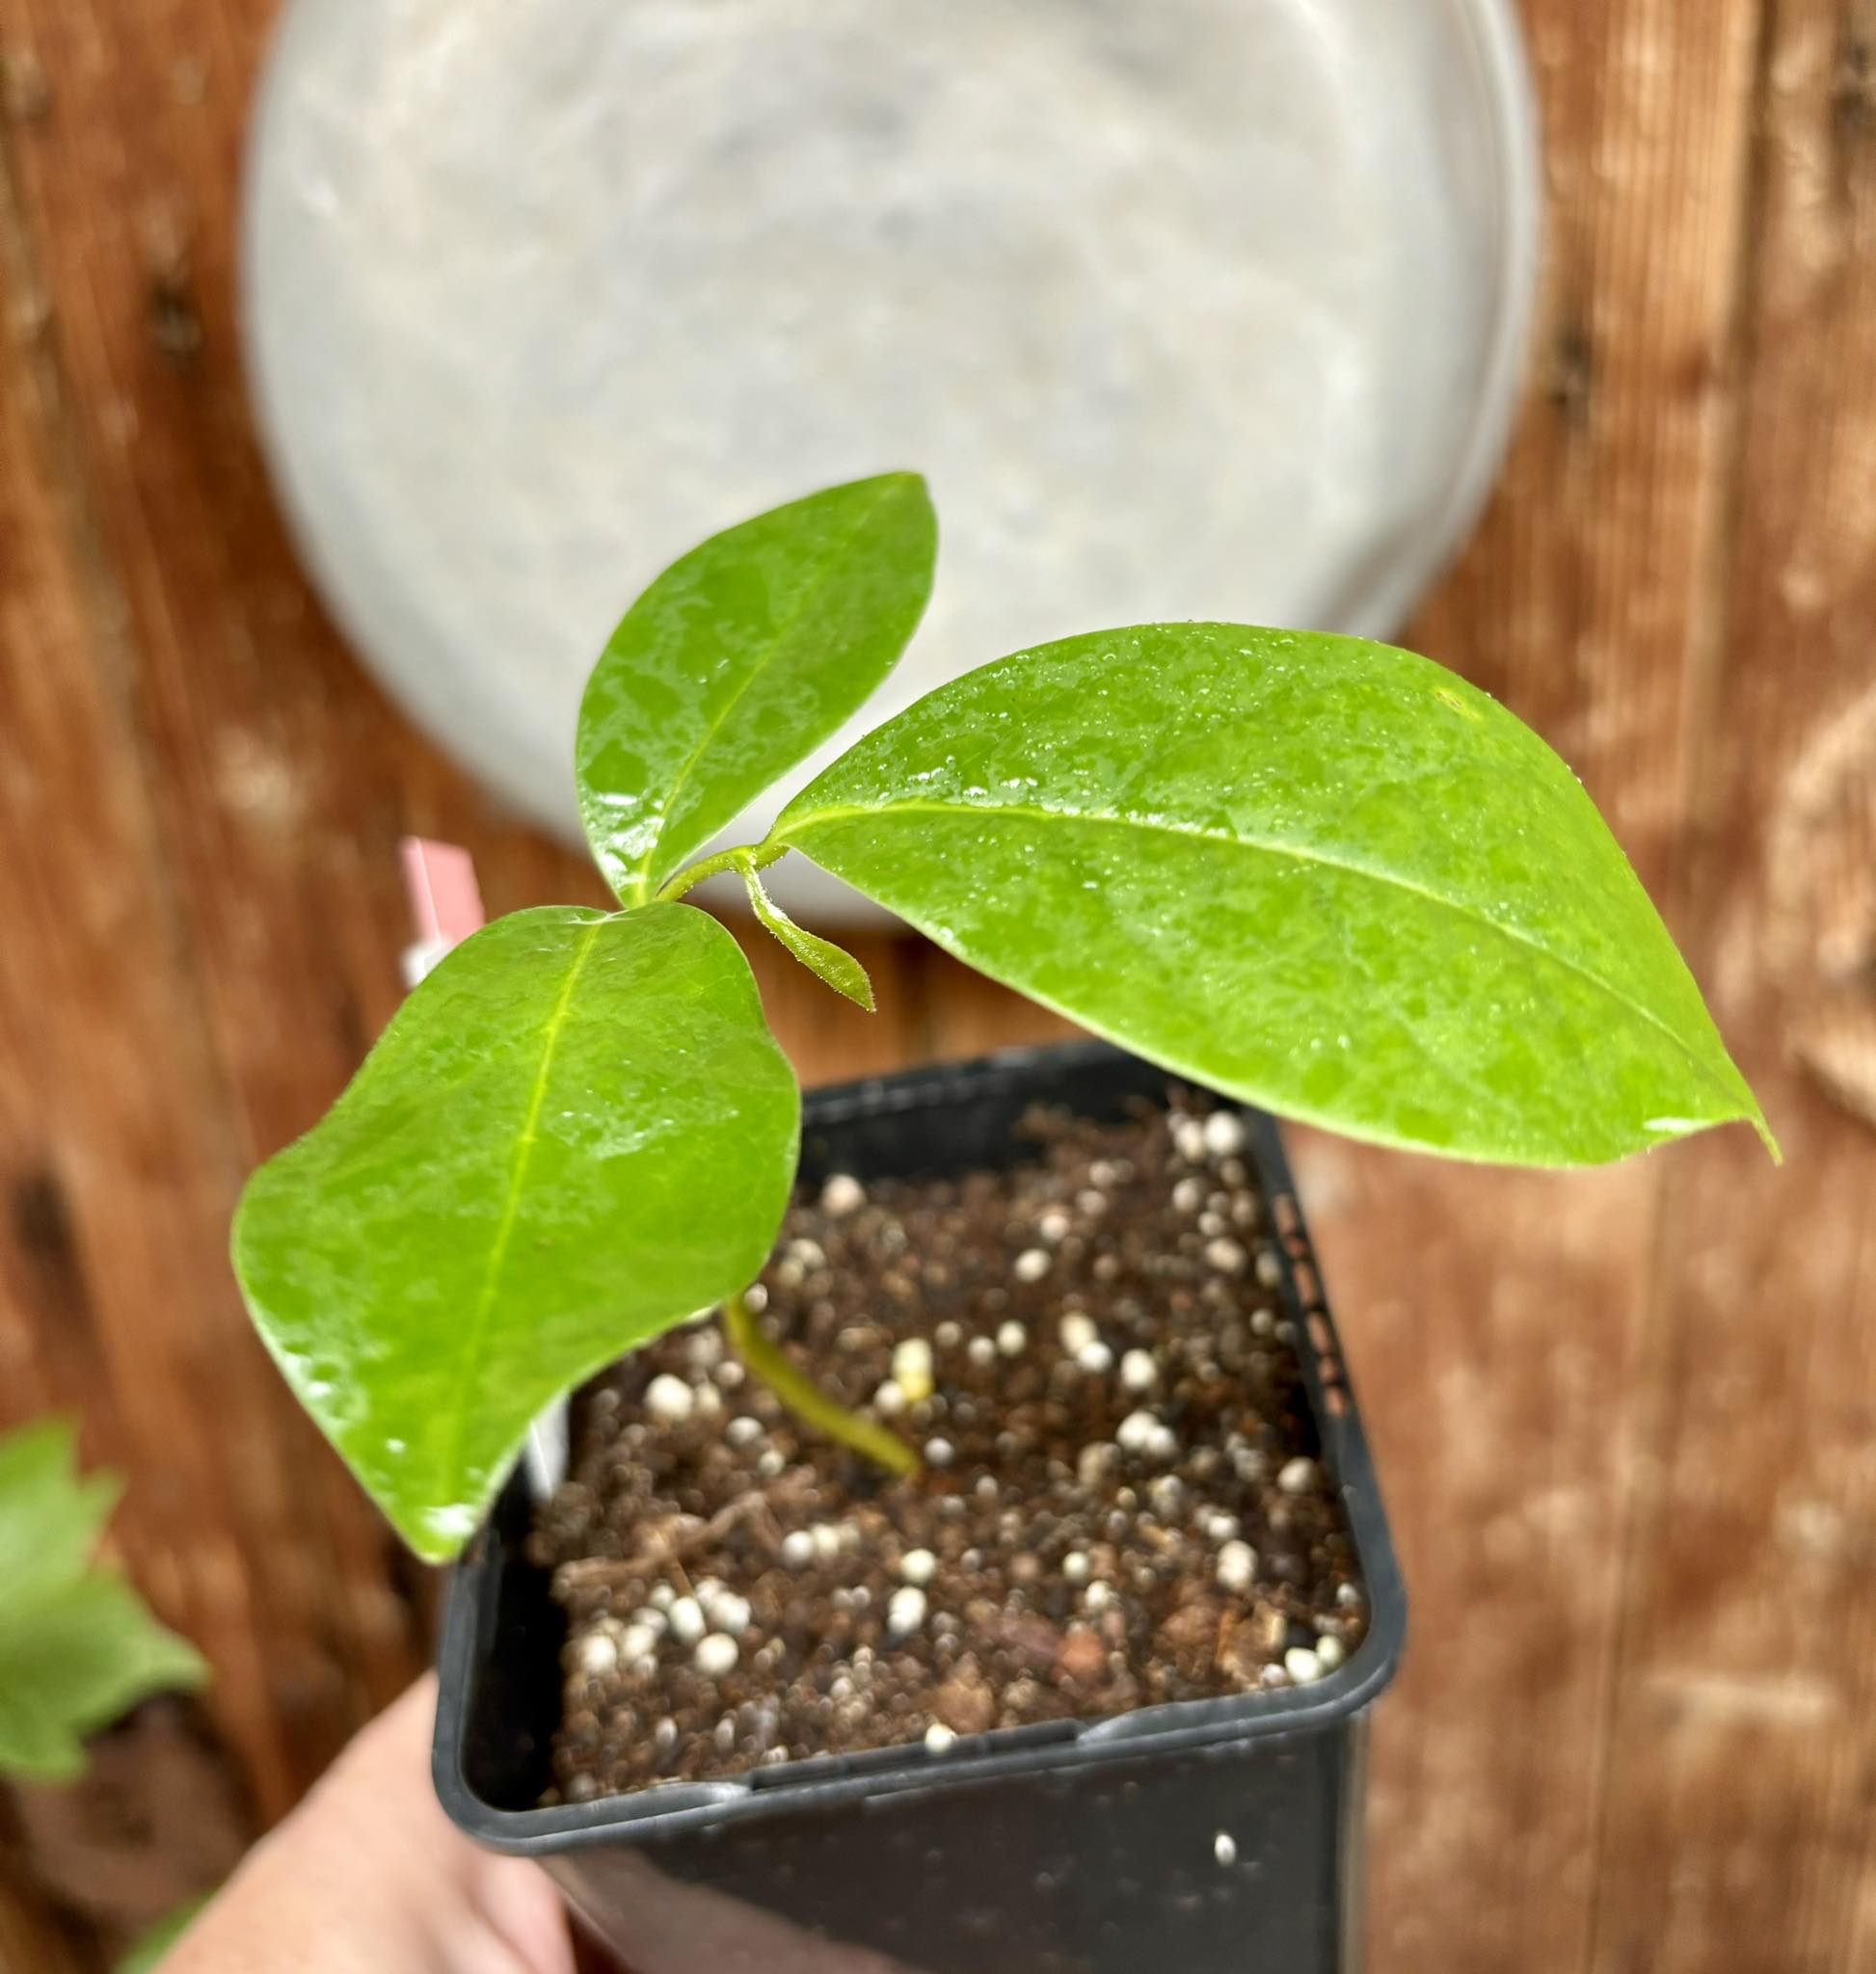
773;624;1771;1167
231;904;799;1561
737;852;875;1011
0;1421;208;1785
577;473;937;904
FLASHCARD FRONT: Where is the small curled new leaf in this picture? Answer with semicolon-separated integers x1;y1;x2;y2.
772;624;1773;1168
577;473;937;904
737;852;875;1011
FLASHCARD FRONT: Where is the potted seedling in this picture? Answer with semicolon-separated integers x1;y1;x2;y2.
232;475;1771;1973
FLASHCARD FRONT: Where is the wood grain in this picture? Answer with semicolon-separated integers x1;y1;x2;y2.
1589;5;1876;1968
1316;1;1773;1966
2;0;1873;1968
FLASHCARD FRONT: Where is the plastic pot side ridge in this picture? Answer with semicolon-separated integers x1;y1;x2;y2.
435;1041;1407;1974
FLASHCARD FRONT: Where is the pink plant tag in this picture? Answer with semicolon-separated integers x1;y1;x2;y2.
398;837;486;986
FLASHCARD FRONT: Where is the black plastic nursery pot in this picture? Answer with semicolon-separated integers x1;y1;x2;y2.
434;1041;1407;1974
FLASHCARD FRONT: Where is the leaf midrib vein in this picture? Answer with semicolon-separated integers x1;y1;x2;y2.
438;918;602;1502
630;482;900;899
780;795;1739;1104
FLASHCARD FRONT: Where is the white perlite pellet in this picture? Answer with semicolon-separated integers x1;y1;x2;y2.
967;1335;997;1366
1203;1510;1243;1544
1214;1831;1239;1866
1216;1539;1257;1592
1084;1581;1115;1612
1204;1237;1247;1274
1284;1646;1325;1685
1203;1110;1246;1157
707;1590;752;1636
618;1621;659;1663
1256;1248;1283;1288
694;1633;739;1677
726;1415;764;1448
891;1337;934;1403
924;1436;955;1467
1077;1441;1117;1486
576;1630;618;1676
996;1320;1028;1356
1116;1409;1177;1460
1014;1247;1052;1282
887;1586;928;1635
668;1596;706;1644
1276;1456;1320;1495
1119;1348;1158;1393
1171;1175;1206;1213
1062;1550;1090;1584
1036;1208;1071;1243
873;1378;906;1415
644;1374;695;1422
821;1173;865;1215
781;1530;816;1569
1315;1635;1347;1670
899;1547;937;1586
1059;1311;1097;1354
1172;1117;1207;1161
1076;1339;1114;1375
924;1721;957;1754
1116;1409;1160;1453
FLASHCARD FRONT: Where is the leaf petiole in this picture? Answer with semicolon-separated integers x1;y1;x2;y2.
722;1292;920;1479
655;839;788;904
655;846;749;902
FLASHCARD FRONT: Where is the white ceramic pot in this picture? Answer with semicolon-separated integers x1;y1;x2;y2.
243;0;1539;918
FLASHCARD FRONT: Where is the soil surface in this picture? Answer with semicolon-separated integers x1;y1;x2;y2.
533;1093;1367;1803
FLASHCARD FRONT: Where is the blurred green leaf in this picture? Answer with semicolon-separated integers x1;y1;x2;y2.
577;473;936;903
774;624;1771;1166
117;1895;210;1974
232;905;800;1561
0;1421;207;1785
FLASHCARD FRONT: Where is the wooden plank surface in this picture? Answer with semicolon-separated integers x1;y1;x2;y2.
1317;2;1773;1966
3;0;1874;1969
1589;5;1876;1968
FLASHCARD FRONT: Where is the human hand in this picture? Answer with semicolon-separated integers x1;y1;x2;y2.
165;1677;571;1974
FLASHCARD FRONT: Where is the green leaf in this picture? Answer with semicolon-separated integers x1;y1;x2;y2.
0;1421;208;1786
117;1897;210;1974
232;904;800;1561
737;852;875;1011
0;1418;121;1610
577;473;938;905
773;624;1772;1167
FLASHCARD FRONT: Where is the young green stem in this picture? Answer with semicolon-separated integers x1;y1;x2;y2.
657;841;785;904
722;1292;921;1479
